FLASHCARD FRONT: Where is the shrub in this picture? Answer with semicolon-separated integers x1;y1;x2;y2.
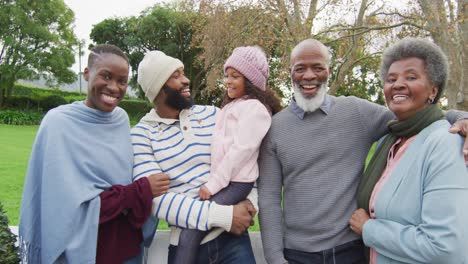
13;83;82;97
66;95;87;103
5;85;149;122
4;94;74;112
0;110;44;125
11;83;34;96
119;99;151;118
0;202;20;264
4;96;41;111
40;95;67;111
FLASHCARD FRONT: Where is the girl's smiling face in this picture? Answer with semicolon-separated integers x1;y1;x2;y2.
224;67;247;99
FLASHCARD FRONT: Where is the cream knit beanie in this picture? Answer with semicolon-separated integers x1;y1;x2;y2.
137;50;184;103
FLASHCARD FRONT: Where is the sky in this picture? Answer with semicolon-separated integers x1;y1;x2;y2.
63;0;407;74
63;0;169;73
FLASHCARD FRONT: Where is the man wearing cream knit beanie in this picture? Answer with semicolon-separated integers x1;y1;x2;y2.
137;50;194;110
131;50;258;263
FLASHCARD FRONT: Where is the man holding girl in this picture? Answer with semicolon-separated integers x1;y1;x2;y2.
132;46;280;263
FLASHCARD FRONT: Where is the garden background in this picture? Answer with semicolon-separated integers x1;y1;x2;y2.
0;0;464;233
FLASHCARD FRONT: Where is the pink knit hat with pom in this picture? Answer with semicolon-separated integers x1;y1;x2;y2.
223;46;269;91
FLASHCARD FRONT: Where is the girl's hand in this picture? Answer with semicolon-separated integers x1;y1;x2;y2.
199;185;212;200
349;208;370;236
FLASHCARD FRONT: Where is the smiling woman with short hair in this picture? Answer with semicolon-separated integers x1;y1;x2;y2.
351;38;468;264
18;44;170;264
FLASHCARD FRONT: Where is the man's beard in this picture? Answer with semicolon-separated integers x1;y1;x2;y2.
162;85;194;110
292;80;327;113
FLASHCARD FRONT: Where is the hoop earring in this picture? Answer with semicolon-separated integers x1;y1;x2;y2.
428;97;434;104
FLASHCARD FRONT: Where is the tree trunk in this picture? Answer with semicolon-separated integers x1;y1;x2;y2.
328;0;367;95
0;74;4;108
418;0;465;110
0;75;11;108
275;0;311;42
457;0;468;110
0;88;4;108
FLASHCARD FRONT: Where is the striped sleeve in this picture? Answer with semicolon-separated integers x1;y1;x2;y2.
151;192;232;231
131;125;162;180
246;182;259;214
152;192;209;230
131;121;233;232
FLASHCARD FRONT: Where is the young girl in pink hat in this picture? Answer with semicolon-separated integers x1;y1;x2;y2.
173;45;282;263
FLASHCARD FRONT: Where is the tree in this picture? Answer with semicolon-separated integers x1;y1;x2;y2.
463;0;468;109
366;0;467;109
89;17;139;89
182;0;420;104
415;0;467;109
88;1;466;108
0;0;78;107
290;0;468;109
90;4;205;101
179;1;290;103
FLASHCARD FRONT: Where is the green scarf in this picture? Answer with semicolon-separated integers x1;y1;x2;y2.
356;104;444;213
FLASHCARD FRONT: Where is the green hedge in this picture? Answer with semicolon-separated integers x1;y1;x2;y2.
4;84;151;122
0;110;44;125
0;202;19;264
12;83;131;100
40;95;68;111
4;96;41;111
12;83;82;97
119;99;151;118
4;96;150;118
5;83;86;111
4;95;70;112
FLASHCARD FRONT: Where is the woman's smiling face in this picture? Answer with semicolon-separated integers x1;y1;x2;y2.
84;53;129;112
383;57;438;120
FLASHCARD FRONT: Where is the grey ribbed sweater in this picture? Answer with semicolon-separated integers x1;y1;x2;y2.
258;95;466;264
258;95;392;264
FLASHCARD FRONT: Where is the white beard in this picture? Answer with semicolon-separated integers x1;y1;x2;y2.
292;81;327;113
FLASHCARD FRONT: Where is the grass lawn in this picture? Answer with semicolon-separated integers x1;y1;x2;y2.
0;124;38;225
0;124;261;230
0;123;374;232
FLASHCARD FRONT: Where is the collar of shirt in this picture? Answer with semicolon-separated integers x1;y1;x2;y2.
143;108;193;125
289;94;332;120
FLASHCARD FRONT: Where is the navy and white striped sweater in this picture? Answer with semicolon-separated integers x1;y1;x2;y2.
131;105;257;245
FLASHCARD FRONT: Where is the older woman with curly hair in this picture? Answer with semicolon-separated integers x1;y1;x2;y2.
349;38;468;263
